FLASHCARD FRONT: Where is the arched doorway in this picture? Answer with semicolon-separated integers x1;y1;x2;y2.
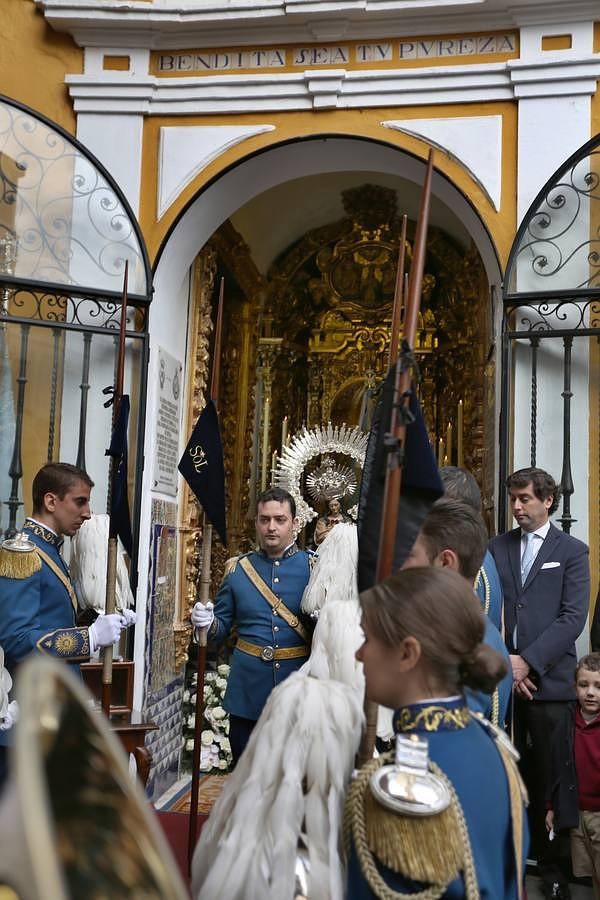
149;136;502;576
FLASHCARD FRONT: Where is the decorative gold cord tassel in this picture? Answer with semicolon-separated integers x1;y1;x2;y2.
0;547;41;579
364;789;462;884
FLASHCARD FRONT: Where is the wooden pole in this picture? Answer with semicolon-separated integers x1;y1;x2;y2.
187;276;225;869
388;214;408;368
101;262;129;716
375;149;433;584
359;150;434;765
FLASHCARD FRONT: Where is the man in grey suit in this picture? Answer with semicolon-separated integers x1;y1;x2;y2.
490;467;590;900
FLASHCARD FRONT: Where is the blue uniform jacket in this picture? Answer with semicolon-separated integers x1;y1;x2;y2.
209;544;312;721
475;549;503;632
347;697;529;899
0;519;90;679
465;618;513;728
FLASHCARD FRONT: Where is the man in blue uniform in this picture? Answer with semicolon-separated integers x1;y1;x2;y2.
0;463;134;783
439;466;503;631
402;497;513;727
192;487;313;764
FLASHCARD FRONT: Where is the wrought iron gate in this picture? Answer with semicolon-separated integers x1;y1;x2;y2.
500;134;600;562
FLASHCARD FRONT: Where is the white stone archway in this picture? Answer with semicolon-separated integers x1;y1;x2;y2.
133;134;503;707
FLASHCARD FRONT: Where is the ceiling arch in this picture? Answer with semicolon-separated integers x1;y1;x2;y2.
153;135;502;311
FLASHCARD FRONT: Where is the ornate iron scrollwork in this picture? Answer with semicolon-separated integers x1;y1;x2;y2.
505;136;600;297
505;297;600;336
0;96;148;298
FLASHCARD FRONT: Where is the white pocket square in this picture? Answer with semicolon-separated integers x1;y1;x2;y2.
541;561;561;569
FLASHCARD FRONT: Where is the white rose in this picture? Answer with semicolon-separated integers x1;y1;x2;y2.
212;706;226;720
186;739;194;751
217;664;230;676
187;714;195;728
221;737;231;753
216;677;227;690
218;759;228;770
183;690;190;702
201;729;215;746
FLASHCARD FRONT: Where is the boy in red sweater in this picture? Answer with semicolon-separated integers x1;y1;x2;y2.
546;652;600;898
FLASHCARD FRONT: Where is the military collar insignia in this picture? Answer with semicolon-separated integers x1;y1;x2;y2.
394;698;471;734
24;519;64;550
258;542;299;561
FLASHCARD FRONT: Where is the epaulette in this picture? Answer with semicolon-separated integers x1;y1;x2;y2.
0;533;42;580
222;555;242;579
344;751;473;888
306;548;318;569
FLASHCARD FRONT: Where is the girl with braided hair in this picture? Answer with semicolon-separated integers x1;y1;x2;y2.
345;566;529;899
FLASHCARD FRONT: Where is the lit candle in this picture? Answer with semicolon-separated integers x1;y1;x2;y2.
437;437;445;467
446;421;452;465
457;400;464;467
261;394;271;491
281;415;288;450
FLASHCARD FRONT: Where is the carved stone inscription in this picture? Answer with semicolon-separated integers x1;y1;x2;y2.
158;33;516;73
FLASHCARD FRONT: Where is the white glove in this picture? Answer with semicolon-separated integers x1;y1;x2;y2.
0;700;18;731
89;614;125;653
191;601;214;629
120;608;137;627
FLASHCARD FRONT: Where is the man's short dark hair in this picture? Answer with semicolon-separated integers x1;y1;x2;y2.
32;463;94;513
420;497;488;581
439;466;481;512
506;467;560;515
256;487;296;518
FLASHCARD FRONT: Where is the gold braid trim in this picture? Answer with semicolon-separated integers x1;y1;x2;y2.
0;547;42;579
471;567;498;726
490;688;499;727
474;566;491;617
344;755;479;900
394;704;471;733
494;741;528;900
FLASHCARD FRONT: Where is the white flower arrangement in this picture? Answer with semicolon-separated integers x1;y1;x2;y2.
182;663;232;774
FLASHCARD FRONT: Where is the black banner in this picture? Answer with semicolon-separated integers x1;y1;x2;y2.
178;399;227;546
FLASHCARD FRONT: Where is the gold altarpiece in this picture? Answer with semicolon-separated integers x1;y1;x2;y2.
175;185;495;666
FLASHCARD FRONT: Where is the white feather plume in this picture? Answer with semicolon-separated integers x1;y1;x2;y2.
299;520;393;741
300;523;364;694
302;601;364;693
69;514;134;611
192;672;363;900
0;647;12;721
301;523;358;615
